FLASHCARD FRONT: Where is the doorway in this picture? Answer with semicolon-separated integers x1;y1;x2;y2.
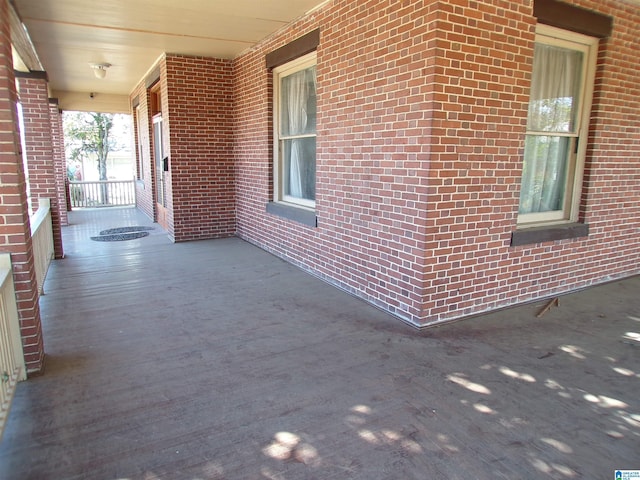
152;114;168;230
149;83;168;230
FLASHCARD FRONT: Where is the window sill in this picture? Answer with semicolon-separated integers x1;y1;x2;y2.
266;201;317;227
511;222;588;247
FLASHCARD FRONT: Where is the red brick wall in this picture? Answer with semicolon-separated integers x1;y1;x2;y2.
164;55;235;242
235;1;433;322
49;101;68;231
19;77;55;203
18;76;64;259
234;0;640;326
131;78;155;222
0;0;44;373
421;1;533;323
159;59;174;238
130;55;236;241
580;0;640;273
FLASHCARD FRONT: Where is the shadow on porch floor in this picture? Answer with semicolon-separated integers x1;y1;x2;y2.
1;207;638;479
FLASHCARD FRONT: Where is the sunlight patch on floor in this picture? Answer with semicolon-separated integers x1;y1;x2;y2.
351;405;372;414
583;393;628;409
436;433;460;453
499;366;536;383
262;431;320;466
528;454;578;478
544;378;573;399
612;366;636;377
540;437;573;454
473;402;497;415
618;412;640;429
447;373;492;395
559;345;587;359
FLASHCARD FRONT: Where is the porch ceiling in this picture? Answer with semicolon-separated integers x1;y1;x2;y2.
11;0;326;112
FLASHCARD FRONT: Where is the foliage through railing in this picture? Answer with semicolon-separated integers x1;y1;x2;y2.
68;179;136;208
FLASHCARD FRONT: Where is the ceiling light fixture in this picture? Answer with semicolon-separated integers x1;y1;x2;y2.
89;62;111;79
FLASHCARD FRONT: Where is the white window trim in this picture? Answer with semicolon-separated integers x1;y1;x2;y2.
273;51;317;210
135;105;145;181
517;24;598;227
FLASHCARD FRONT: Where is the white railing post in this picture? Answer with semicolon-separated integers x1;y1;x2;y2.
0;252;27;440
68;179;136;208
133;175;138;206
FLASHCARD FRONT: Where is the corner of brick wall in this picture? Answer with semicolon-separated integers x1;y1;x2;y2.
233;0;640;326
130;67;160;224
165;55;236;242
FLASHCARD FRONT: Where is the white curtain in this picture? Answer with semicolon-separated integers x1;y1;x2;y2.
520;136;570;213
284;70;308;197
520;44;582;214
282;67;316;199
527;44;582;132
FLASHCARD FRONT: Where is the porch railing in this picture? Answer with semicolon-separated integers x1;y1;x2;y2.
68;179;136;208
0;253;26;441
30;198;55;295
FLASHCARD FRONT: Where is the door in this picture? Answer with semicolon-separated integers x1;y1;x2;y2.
152;114;168;230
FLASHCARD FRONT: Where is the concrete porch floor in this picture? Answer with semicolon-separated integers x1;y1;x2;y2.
0;207;638;479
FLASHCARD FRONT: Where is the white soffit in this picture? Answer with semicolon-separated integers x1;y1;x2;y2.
12;0;327;111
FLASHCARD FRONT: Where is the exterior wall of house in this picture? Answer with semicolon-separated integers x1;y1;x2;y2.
233;0;640;326
131;59;161;224
0;0;44;373
420;0;533;322
164;55;235;242
49;100;68;231
158;60;175;238
234;1;435;322
131;87;154;221
17;75;64;259
131;55;236;242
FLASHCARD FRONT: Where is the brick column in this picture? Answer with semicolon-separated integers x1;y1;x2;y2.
17;74;64;258
50;99;68;229
0;0;44;374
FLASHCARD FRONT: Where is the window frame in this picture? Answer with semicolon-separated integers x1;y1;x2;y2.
152;113;165;207
273;51;317;210
135;105;145;181
517;24;598;227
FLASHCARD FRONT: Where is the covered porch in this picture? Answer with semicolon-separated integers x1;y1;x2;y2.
0;207;638;479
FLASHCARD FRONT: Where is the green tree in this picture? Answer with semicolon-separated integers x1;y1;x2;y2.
64;112;115;204
64;112;114;180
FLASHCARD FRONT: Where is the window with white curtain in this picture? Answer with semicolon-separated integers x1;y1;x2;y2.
517;25;598;226
274;52;317;209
